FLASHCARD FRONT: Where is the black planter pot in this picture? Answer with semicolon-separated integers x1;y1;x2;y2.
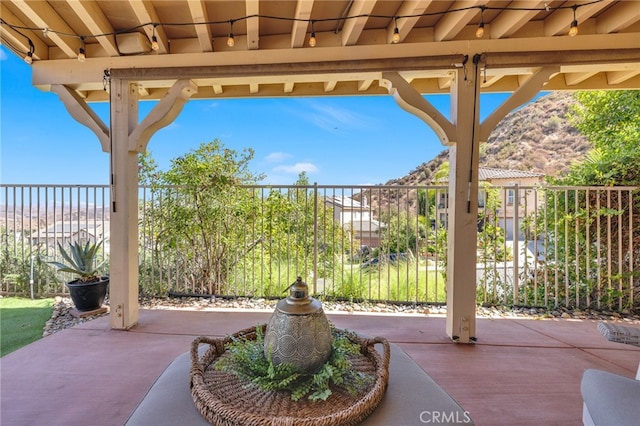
66;277;109;312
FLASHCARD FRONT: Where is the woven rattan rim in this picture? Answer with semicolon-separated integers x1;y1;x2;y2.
190;325;390;426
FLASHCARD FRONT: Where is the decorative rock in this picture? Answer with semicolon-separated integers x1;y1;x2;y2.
42;295;640;338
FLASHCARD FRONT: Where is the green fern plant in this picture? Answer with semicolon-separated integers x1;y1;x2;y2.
48;240;106;283
215;325;371;402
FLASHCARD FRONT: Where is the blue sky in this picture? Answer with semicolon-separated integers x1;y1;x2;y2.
1;45;512;186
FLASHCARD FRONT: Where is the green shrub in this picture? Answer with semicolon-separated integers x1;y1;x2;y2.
215;325;371;402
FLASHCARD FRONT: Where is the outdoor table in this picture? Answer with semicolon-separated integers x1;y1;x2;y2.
126;343;473;425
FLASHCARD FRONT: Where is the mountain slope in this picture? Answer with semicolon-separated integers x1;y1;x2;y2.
387;91;591;186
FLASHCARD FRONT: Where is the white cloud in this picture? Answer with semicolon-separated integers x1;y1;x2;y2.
0;50;7;61
163;122;180;130
203;102;219;111
264;152;291;163
273;162;319;174
287;99;373;132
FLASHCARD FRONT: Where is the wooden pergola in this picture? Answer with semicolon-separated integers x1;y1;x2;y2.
2;0;639;343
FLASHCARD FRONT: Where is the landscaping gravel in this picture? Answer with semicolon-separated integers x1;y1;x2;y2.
43;296;640;337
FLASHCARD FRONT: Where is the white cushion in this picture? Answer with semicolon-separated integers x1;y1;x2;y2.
581;368;640;426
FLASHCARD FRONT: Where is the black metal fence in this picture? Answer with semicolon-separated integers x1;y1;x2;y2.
1;184;638;310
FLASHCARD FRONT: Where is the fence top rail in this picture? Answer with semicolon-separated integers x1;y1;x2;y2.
142;184;638;191
1;184;109;189
542;185;640;191
240;184;445;190
2;184;638;191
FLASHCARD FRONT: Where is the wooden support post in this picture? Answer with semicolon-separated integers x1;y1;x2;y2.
382;69;477;343
50;78;197;330
108;78;197;329
445;65;481;343
382;63;557;343
109;79;140;329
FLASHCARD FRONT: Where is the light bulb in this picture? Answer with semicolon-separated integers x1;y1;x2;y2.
151;35;159;51
475;23;485;38
392;27;400;44
568;5;579;37
78;47;86;62
227;33;235;47
309;32;316;47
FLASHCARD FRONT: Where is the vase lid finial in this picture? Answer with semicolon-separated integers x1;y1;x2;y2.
276;276;322;314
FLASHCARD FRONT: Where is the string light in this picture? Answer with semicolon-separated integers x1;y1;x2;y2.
150;24;159;51
0;1;599;62
392;17;401;44
476;7;485;38
569;5;579;37
308;20;317;47
23;39;34;64
77;36;86;62
227;20;235;47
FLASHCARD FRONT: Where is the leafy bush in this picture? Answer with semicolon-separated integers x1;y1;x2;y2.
215;325;371;402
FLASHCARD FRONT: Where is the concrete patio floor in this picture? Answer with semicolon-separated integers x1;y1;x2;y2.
1;308;639;426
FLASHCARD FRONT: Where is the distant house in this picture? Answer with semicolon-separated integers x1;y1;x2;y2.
436;167;545;239
30;221;109;248
324;195;383;248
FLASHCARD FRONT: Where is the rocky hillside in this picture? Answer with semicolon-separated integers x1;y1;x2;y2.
355;92;591;213
386;91;591;186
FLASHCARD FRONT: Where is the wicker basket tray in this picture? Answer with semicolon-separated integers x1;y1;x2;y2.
190;325;390;426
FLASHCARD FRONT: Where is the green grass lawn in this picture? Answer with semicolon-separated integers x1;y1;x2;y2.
1;297;54;357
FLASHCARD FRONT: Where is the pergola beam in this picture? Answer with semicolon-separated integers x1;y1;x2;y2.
128;0;169;54
9;0;80;58
434;0;489;41
30;34;640;90
0;3;48;60
64;0;119;57
596;1;640;34
544;0;613;36
245;0;260;50
489;1;546;39
341;0;376;46
290;0;313;48
105;48;638;82
187;0;214;53
385;0;433;44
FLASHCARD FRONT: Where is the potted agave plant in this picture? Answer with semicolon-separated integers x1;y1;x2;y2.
49;239;109;312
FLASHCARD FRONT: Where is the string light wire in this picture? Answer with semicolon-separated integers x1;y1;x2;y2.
0;1;603;64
